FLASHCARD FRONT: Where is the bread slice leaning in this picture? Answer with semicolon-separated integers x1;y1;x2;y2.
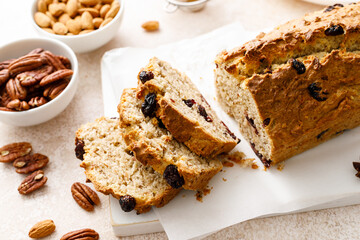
136;57;239;158
75;117;180;214
118;88;223;191
215;3;360;167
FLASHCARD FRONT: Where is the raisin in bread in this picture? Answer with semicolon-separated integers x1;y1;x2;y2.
136;57;239;158
75;117;180;214
118;88;223;190
215;3;360;167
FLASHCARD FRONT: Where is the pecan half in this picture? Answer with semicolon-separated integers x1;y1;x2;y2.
60;228;99;240
0;107;13;111
40;69;73;86
41;51;66;70
6;99;30;111
28;96;48;108
13;153;49;174
71;182;100;211
0;69;10;86
0;59;15;70
0;90;11;107
16;65;54;87
0;142;32;163
57;55;72;69
27;48;44;55
8;54;45;76
43;79;69;99
6;78;27;100
18;170;47;195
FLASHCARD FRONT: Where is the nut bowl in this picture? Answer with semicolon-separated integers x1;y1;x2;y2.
31;0;125;53
0;38;79;126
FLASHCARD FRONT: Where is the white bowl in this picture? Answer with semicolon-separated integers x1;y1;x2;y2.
31;0;125;53
0;38;79;127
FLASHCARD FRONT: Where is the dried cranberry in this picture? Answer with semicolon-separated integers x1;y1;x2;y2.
141;93;157;117
163;164;184;189
139;71;154;83
119;195;136;212
75;138;85;161
198;105;212;122
221;121;240;143
250;142;272;168
325;25;344;36
157;117;166;129
183;99;196;108
308;83;328;101
263;118;270;127
316;129;329;139
290;58;306;74
246;115;258;134
324;3;344;12
353;162;360;172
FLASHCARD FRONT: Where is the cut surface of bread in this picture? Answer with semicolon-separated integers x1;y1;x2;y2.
118;88;223;191
215;3;360;167
76;117;180;214
136;57;239;158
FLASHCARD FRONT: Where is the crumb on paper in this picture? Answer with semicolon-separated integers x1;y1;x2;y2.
223;161;234;167
195;187;212;202
222;178;227;182
222;151;257;169
277;162;285;171
182;194;186;198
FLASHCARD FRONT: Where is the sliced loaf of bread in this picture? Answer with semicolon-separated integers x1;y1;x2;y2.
75;117;180;214
136;57;239;158
118;88;223;191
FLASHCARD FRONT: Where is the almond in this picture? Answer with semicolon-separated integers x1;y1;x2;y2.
37;0;48;13
66;0;78;18
34;12;52;28
53;22;68;35
28;219;56;239
100;4;110;18
79;0;100;6
49;3;66;17
105;3;119;19
78;7;100;17
99;17;112;28
81;11;94;30
66;19;82;34
59;13;71;24
93;17;103;28
141;21;159;32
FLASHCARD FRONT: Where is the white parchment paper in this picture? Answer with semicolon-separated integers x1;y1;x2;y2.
101;22;360;240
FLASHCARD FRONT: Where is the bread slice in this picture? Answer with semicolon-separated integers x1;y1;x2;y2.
75;117;180;214
215;3;360;167
118;88;223;191
136;57;239;158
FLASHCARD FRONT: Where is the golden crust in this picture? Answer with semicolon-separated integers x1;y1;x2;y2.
215;3;360;166
216;3;360;77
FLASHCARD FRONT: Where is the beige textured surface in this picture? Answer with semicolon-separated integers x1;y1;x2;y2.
1;0;360;239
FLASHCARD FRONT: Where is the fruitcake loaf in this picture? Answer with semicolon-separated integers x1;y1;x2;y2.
136;57;239;158
215;3;360;167
75;117;180;214
118;88;223;190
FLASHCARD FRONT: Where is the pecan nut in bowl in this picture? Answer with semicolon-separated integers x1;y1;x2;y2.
0;38;78;126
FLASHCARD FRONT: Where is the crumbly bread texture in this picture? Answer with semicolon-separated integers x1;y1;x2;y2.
136;57;239;158
118;88;223;190
76;117;180;214
215;3;360;167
